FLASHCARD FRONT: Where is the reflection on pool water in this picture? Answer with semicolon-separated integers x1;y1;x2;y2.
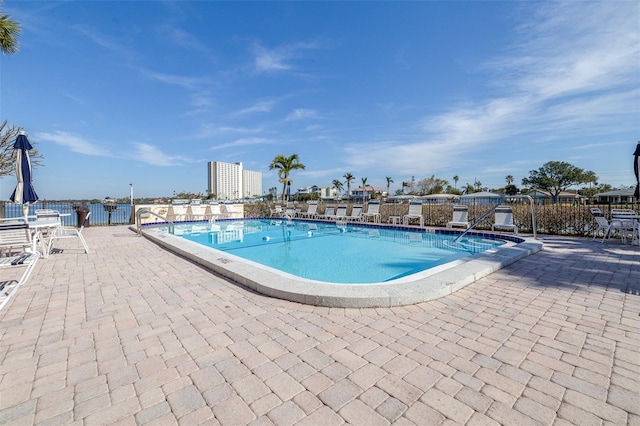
162;219;506;284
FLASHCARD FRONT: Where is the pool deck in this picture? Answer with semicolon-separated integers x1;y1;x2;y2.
1;225;638;425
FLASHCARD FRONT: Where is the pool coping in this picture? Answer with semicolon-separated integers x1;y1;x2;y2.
137;219;543;308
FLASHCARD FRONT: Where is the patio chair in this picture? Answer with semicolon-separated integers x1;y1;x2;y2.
492;205;518;234
187;202;207;221
403;200;424;227
298;201;319;219
446;205;470;229
270;205;283;217
334;205;349;221
346;205;364;222
362;201;381;223
0;221;41;309
168;203;188;222
591;208;634;243
208;203;228;220
283;203;296;218
318;205;336;220
47;212;90;255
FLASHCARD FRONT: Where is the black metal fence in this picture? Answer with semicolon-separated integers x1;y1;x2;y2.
0;201;133;226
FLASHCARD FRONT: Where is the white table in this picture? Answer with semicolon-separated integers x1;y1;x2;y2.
27;220;62;257
611;214;640;245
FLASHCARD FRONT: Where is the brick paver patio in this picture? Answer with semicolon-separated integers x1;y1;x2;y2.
1;225;638;425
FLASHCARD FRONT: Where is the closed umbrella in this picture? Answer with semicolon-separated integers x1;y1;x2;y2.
634;142;640;202
9;131;39;216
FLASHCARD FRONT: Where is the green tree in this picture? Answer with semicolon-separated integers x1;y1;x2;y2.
343;172;355;199
401;181;410;195
332;179;343;197
385;176;393;197
453;175;459;191
522;161;597;202
269;154;305;201
0;9;21;55
0;120;43;176
416;175;448;195
361;177;368;203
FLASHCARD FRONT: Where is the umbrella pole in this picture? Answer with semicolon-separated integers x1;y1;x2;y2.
22;204;29;219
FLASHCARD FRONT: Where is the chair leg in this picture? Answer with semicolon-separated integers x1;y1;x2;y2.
78;233;90;253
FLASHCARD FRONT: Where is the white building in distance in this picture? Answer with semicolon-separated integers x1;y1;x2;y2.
207;161;262;200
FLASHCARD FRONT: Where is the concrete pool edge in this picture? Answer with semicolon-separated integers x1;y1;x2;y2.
136;224;543;308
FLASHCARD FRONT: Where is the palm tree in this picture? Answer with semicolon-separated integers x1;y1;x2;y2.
385;176;393;198
332;179;343;198
361;177;368;203
0;11;21;55
506;175;514;185
402;181;410;195
343;172;354;200
269;154;305;201
453;175;459;191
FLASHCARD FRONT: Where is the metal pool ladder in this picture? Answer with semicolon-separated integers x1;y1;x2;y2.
453;195;537;242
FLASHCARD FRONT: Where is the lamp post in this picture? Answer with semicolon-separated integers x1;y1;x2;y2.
129;183;134;224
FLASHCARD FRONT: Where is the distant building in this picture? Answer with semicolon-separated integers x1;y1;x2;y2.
352;185;386;201
523;189;586;204
296;185;337;199
207;161;262;200
593;188;636;204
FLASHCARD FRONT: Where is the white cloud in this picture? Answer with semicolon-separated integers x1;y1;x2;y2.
34;131;112;157
251;41;321;73
285;108;320;121
343;1;640;175
132;143;190;167
234;100;277;116
209;137;274;151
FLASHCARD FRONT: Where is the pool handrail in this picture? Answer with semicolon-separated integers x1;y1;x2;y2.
453;195;537;242
136;208;174;235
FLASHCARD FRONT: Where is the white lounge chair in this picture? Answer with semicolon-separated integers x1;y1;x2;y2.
318;205;336;220
270;205;283;217
283;203;296;218
298;201;319;219
403;200;424;227
0;222;40;311
492;206;518;234
48;212;91;254
362;201;381;223
168;203;188;222
188;202;207;221
447;205;470;229
333;205;348;221
346;205;364;222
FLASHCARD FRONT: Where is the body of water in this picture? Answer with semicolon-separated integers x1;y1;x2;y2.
1;202;132;226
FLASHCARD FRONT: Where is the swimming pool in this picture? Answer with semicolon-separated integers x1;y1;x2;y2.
140;219;542;307
172;219;504;283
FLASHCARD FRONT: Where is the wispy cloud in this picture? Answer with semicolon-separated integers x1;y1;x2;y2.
344;1;640;175
251;41;321;73
132;143;191;166
161;25;212;54
34;131;112;157
209;137;274;151
285;108;320;121
233;100;278;116
195;124;266;138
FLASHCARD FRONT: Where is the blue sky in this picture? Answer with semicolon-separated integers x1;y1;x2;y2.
1;1;638;200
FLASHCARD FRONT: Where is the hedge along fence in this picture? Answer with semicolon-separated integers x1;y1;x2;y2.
242;201;638;237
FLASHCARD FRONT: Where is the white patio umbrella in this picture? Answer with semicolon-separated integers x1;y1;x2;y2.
9;131;39;217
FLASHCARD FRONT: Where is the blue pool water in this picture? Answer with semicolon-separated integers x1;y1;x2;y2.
166;219;505;284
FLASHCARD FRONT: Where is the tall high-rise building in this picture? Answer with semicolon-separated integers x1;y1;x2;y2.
207;161;262;200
